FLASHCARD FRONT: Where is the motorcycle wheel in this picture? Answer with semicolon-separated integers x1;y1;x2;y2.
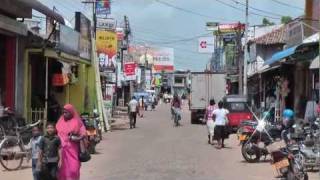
287;171;308;180
241;141;261;163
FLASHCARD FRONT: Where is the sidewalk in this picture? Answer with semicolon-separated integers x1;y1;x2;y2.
0;108;130;179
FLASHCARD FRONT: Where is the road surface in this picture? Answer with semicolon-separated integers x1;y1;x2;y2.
1;103;318;179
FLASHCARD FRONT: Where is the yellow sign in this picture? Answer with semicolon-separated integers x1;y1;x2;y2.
96;30;118;59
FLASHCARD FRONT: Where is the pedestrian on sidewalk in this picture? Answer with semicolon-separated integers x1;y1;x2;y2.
151;93;156;111
56;104;86;180
38;123;62;180
139;96;145;117
128;96;139;129
29;126;42;180
204;99;216;145
212;101;229;149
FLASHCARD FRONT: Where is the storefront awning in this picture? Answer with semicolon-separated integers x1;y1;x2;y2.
264;46;298;66
264;41;319;66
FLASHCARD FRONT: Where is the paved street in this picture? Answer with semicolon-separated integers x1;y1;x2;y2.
1;103;318;180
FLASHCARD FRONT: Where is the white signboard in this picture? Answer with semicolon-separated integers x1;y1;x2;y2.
97;18;116;30
198;37;215;53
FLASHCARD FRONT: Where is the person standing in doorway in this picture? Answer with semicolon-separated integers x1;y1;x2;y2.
128;96;139;129
212;101;229;149
204;99;216;145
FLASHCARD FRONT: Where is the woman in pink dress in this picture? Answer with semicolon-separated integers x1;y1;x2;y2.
56;104;86;180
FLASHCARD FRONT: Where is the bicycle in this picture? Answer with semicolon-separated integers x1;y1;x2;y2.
0;119;40;171
172;108;181;127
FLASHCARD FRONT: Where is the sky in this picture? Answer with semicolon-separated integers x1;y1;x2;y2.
38;0;305;71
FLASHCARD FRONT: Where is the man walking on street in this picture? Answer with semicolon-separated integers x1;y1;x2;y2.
128;96;139;129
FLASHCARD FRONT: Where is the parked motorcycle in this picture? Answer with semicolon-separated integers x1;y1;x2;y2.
290;120;320;171
81;109;102;154
238;119;281;163
267;141;309;180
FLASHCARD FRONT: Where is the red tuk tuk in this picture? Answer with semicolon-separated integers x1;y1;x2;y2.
223;95;253;132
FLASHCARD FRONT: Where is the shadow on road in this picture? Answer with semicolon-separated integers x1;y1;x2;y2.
239;159;270;164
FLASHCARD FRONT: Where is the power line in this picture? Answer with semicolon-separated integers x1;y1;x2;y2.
133;32;212;45
270;0;304;11
214;0;280;20
154;0;237;22
132;29;208;44
132;39;201;55
231;0;284;17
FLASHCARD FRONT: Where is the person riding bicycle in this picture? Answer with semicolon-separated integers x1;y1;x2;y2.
171;94;182;122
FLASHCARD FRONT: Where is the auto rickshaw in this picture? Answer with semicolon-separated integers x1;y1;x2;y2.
223;95;254;132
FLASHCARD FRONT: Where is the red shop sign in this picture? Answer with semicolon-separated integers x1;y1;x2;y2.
124;62;136;76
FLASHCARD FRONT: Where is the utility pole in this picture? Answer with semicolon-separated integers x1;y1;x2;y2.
243;0;249;96
82;0;97;37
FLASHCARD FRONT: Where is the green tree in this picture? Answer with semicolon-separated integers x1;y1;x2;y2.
281;16;292;24
262;18;275;26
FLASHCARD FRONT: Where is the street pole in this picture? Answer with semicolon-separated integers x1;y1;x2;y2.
243;0;249;96
318;14;320;102
82;0;97;37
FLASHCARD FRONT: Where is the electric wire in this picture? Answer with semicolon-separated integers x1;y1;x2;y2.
154;0;238;22
270;0;304;11
231;0;285;17
214;0;280;20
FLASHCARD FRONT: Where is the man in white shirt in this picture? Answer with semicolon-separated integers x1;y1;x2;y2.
212;101;229;149
128;96;139;129
150;93;156;110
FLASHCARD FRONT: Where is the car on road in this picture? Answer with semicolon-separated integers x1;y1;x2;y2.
223;95;254;132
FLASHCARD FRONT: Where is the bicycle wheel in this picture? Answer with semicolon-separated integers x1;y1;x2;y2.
0;125;4;140
0;138;24;171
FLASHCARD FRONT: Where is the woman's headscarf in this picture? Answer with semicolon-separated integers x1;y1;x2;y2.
56;104;86;145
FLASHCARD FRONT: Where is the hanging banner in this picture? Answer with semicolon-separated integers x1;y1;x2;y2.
96;30;117;68
96;0;111;18
124;62;136;81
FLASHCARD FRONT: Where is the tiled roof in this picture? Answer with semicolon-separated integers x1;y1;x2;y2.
253;25;286;45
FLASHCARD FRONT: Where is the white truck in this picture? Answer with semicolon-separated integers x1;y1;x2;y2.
189;72;226;124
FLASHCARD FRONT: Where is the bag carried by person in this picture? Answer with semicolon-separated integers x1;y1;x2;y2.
79;138;91;162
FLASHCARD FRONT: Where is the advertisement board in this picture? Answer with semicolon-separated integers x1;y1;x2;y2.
198;37;215;53
96;30;117;68
97;18;116;30
219;23;245;33
75;12;92;60
129;46;174;73
152;47;174;73
124;62;136;81
59;25;80;56
96;0;111;18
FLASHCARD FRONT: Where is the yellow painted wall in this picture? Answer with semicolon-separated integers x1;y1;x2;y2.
69;64;85;113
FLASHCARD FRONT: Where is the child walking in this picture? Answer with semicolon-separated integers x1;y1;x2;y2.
30;126;42;180
38;123;62;180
